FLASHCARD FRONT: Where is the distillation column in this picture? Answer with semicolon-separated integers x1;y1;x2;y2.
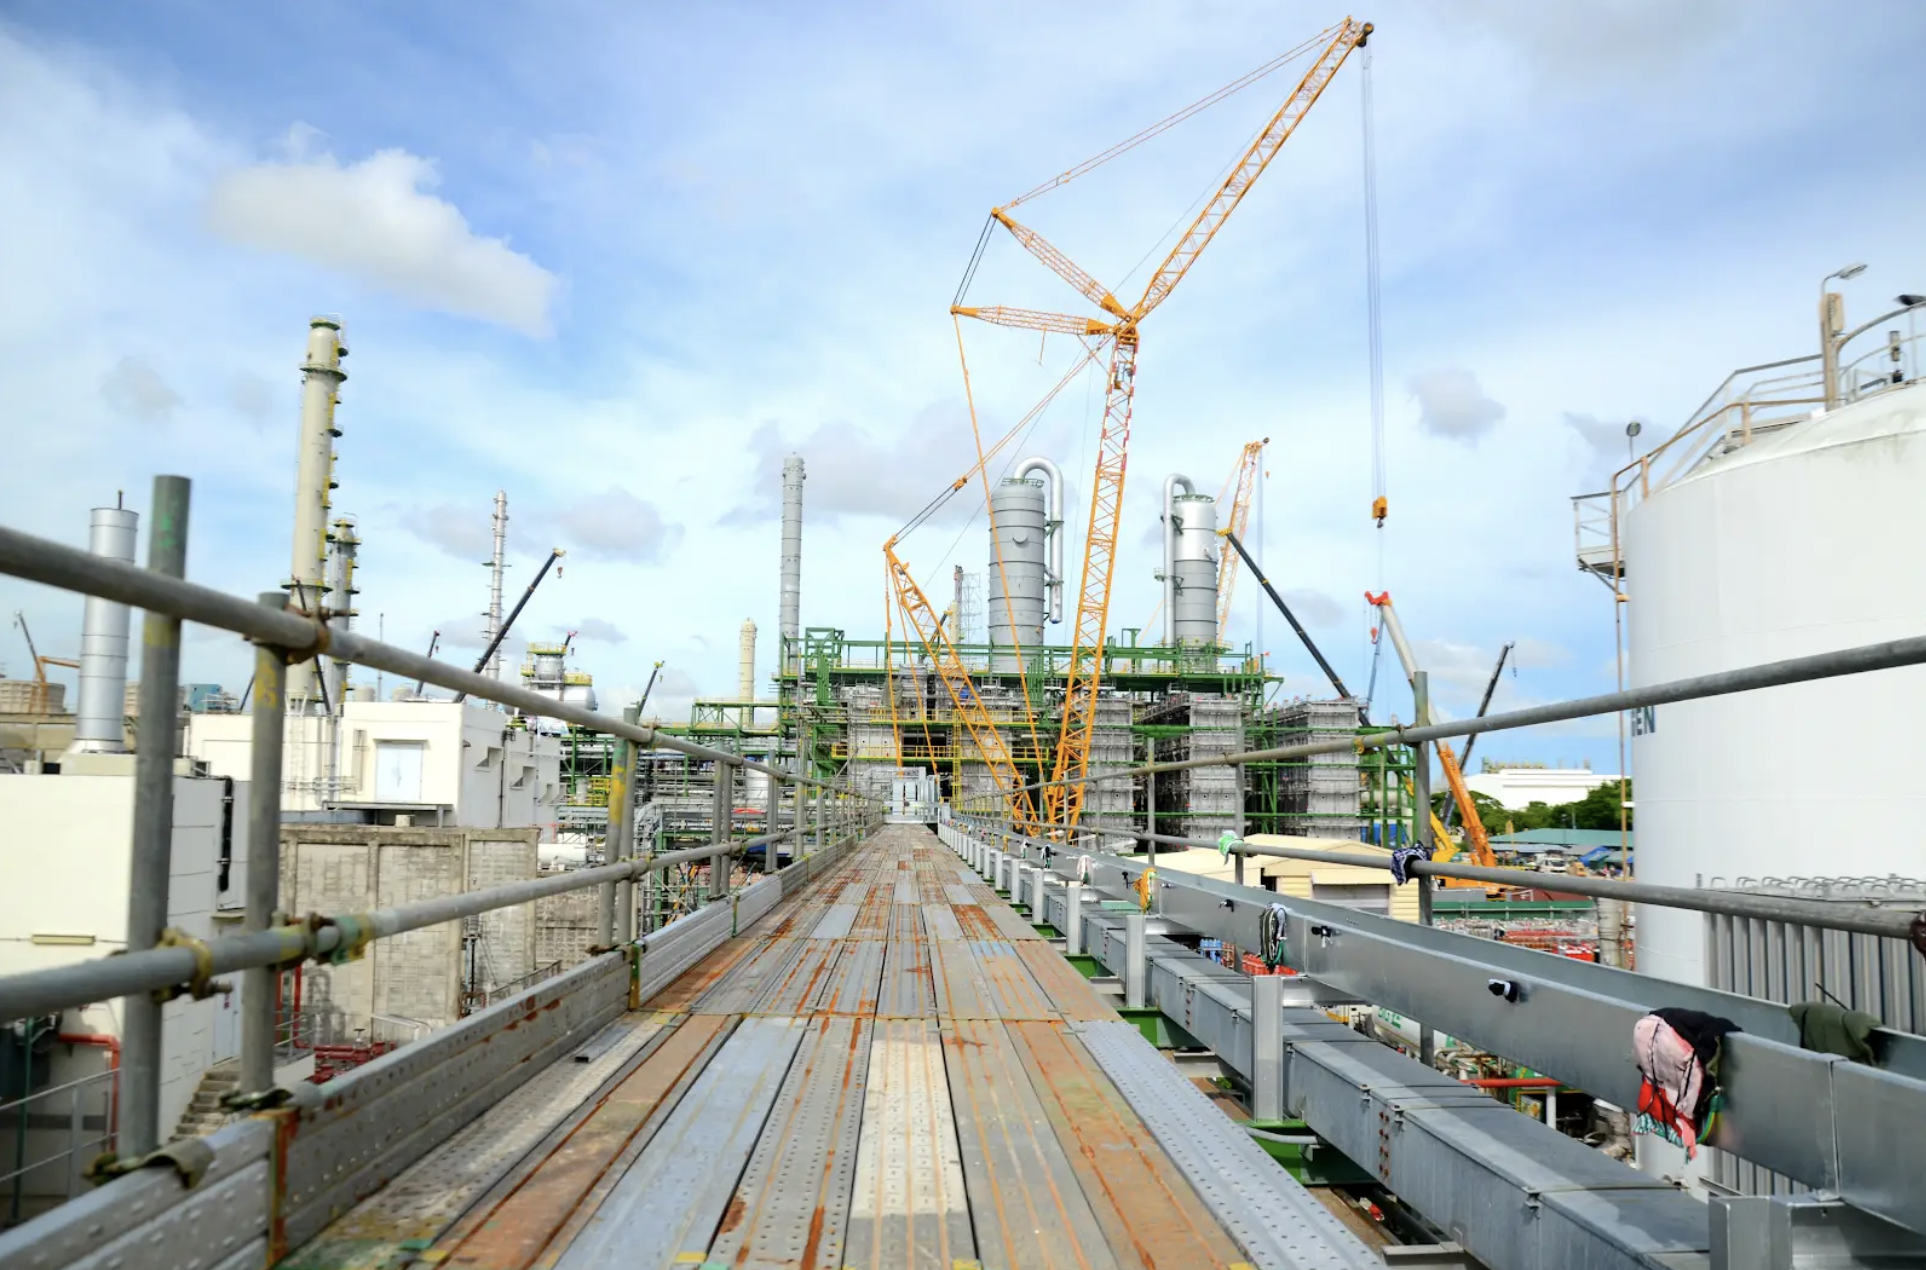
987;456;1062;673
1163;474;1219;666
289;317;346;707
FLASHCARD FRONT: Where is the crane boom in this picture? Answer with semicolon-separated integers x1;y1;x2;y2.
1215;439;1267;635
990;210;1128;317
885;541;1040;831
1134;20;1370;321
949;306;1112;337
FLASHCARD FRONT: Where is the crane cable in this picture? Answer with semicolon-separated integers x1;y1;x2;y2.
1362;40;1387;556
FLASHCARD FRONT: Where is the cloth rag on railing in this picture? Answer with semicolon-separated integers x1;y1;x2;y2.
1790;1000;1879;1065
1633;1007;1739;1158
1388;847;1428;885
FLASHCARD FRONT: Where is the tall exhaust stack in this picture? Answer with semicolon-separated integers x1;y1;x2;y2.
779;455;804;671
289;316;346;707
738;619;757;701
484;491;508;683
69;502;140;753
324;518;360;708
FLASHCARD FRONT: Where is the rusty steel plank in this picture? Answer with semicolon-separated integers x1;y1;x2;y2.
811;938;886;1017
692;938;811;1014
951;905;1003;939
928;935;1001;1021
844;1019;975;1268
1007;1020;1253;1269
434;1013;734;1268
849;886;895;938
755;941;848;1015
706;1016;873;1270
970;939;1059;1021
1015;941;1118;1023
942;1018;1122;1270
284;1015;669;1268
987;901;1046;942
921;903;965;941
876;919;935;1019
811;904;862;940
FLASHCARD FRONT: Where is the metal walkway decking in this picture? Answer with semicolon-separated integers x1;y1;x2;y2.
284;825;1375;1270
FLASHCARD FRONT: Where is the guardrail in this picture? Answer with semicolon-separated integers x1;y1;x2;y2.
0;478;881;1164
939;813;1926;1242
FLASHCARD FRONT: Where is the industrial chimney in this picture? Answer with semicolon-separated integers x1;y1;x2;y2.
779;455;804;671
484;492;508;683
289;317;346;708
69;503;139;753
738;619;757;702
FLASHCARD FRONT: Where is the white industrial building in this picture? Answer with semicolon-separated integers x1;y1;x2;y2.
1462;766;1615;811
186;700;563;832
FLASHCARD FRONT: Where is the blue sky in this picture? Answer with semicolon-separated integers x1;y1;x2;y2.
2;1;1922;768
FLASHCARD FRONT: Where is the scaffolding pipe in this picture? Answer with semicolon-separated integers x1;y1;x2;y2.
0;830;811;1025
240;594;289;1099
0;521;855;790
119;476;190;1157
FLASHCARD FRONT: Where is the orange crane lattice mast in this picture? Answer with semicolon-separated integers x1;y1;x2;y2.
954;19;1371;832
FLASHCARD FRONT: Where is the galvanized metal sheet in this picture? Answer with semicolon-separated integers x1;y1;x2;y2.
288;1014;666;1264
1831;1060;1926;1236
0;1118;271;1270
1077;1018;1381;1270
941;1018;1120;1269
877;926;935;1019
693;937;809;1013
986;901;1045;942
929;933;996;1020
844;1019;975;1267
278;953;631;1252
432;1014;732;1266
1013;941;1116;1023
706;1016;872;1269
945;884;977;906
64;1159;268;1270
556;1016;808;1269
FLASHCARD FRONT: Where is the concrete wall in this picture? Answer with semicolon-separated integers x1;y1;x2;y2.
279;825;539;1037
0;764;248;1141
534;884;601;971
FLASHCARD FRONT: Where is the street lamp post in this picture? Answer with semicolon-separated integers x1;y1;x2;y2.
1820;262;1868;410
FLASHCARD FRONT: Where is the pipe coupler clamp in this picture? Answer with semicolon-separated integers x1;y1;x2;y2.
152;928;228;1002
306;912;373;965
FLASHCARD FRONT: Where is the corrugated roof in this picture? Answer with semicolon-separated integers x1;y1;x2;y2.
1490;828;1634;848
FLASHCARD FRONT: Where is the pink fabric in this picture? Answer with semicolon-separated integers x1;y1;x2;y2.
1634;1013;1705;1156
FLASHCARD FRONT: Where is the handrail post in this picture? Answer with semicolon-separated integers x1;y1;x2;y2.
121;475;189;1157
613;703;640;941
1124;912;1147;1009
709;760;731;901
240;593;289;1100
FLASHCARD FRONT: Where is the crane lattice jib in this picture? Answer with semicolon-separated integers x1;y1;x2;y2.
1046;331;1139;831
990;210;1129;318
949;305;1115;337
1217;440;1265;634
885;544;1041;830
1132;19;1369;323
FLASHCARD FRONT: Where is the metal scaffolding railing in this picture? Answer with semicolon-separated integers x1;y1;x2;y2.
0;479;881;1165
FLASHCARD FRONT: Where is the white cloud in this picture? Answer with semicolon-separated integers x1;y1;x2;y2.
205;145;559;335
552;488;682;563
722;411;985;527
572;617;628;644
1408;367;1506;442
402;502;495;561
99;355;183;422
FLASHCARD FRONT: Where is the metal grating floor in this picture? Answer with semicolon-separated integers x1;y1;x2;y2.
288;825;1375;1269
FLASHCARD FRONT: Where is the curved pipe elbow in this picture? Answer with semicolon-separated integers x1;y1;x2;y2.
1014;456;1066;624
1163;474;1194;645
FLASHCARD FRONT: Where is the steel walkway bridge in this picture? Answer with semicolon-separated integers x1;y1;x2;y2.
6;497;1926;1269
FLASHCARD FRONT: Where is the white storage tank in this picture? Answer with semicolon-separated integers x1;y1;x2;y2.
1624;380;1926;988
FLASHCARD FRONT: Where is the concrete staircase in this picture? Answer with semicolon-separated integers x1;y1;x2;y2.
170;1058;239;1141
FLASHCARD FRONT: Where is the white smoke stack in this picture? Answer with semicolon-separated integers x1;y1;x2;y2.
289;316;346;708
779;455;804;670
70;504;139;753
738;619;757;702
